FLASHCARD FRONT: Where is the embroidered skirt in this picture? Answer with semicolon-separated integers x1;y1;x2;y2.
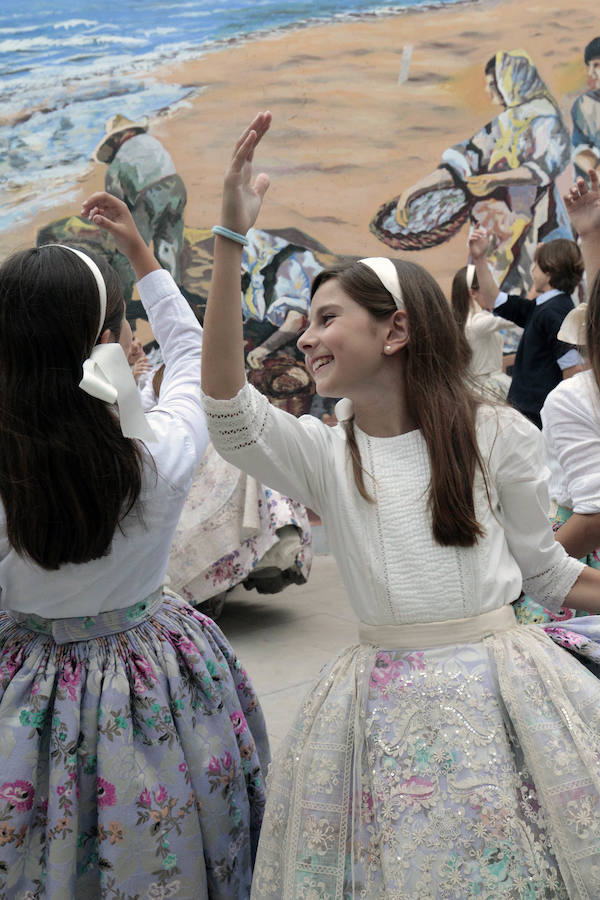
0;590;269;899
251;610;600;899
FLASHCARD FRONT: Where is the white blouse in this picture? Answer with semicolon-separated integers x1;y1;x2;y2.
202;384;583;624
466;308;512;377
541;369;600;513
0;270;209;617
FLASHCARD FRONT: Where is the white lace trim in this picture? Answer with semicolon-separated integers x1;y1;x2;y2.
522;556;585;613
201;382;269;453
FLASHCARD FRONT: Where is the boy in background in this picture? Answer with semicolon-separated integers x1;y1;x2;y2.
469;229;583;428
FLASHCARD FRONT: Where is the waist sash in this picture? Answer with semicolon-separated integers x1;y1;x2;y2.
359;604;516;650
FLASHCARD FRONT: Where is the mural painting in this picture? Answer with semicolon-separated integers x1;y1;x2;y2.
371;49;574;296
2;0;599;419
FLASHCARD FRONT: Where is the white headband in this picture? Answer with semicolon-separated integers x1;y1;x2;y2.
466;264;476;290
48;244;155;443
333;258;404;425
358;257;404;309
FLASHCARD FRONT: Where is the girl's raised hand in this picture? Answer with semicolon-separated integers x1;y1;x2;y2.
468;226;490;261
564;170;600;238
81;191;159;279
82;192;144;258
220;112;272;235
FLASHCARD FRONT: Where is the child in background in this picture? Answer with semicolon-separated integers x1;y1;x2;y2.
515;170;600;643
0;194;268;898
450;262;512;398
200;112;600;898
139;366;312;620
470;230;583;427
127;333;152;384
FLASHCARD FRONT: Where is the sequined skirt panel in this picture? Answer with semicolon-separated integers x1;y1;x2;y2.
251;622;600;899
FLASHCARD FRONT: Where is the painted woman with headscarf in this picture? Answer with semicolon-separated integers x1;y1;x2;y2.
382;50;573;295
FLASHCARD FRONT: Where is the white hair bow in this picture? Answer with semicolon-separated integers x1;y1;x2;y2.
51;244;156;443
557;304;587;346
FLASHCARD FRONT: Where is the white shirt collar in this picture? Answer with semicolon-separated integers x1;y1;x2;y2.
535;288;561;306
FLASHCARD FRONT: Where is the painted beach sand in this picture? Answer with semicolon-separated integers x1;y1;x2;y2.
2;0;598;416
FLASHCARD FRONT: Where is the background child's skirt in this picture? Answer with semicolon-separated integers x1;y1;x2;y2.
251;619;600;899
0;589;269;899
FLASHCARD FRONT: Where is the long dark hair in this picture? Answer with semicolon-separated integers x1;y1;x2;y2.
311;259;488;547
0;245;145;570
450;265;479;332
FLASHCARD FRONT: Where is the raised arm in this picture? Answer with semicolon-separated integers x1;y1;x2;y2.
82;191;160;281
201;112;272;399
468;227;500;311
83;191;208;458
564;169;600;287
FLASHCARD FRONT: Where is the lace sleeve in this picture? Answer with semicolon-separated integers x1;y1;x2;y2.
201;381;270;453
522;557;585;612
201;382;333;513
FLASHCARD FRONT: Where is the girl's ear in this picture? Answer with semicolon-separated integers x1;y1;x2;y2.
99;328;113;345
384;309;409;354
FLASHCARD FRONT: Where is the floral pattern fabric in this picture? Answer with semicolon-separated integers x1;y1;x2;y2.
0;590;269;899
168;443;312;606
251;622;600;899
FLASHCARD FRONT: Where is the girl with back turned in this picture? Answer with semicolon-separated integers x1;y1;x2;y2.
0;195;268;897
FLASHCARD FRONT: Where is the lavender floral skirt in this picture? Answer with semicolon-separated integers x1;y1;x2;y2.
252;620;600;899
0;589;269;899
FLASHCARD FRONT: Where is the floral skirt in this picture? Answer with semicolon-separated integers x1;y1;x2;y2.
0;590;269;899
251;619;600;899
167;443;312;606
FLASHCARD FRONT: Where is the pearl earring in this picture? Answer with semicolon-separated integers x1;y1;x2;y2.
385;345;391;352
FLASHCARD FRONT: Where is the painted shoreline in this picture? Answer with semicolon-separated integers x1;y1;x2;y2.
2;0;595;294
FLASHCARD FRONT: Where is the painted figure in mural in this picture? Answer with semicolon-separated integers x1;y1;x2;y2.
239;229;324;415
93;114;187;305
372;49;573;295
571;37;600;181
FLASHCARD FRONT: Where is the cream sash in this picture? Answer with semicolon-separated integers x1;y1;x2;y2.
359;604;516;649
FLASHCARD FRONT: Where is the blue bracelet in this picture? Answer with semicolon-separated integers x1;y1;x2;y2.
211;225;249;246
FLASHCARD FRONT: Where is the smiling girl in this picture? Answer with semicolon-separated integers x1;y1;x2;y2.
201;112;600;898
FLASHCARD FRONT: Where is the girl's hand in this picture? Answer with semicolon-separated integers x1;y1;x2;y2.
81;191;159;279
468;226;490;261
220;112;272;235
132;356;152;383
564;170;600;238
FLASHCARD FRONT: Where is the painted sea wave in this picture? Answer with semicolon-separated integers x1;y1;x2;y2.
0;0;470;236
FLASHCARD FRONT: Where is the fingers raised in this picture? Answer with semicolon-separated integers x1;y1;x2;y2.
231;111;272;169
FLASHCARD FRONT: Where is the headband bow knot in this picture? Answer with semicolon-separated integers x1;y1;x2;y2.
49;244;156;442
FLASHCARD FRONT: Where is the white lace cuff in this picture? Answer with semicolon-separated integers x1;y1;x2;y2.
522;556;585;613
201;382;270;453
